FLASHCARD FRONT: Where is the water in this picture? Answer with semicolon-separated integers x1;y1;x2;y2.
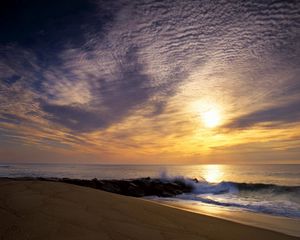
1;163;300;219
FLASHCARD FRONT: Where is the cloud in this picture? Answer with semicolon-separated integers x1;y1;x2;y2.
223;100;300;130
0;0;300;162
41;104;106;132
40;47;179;132
42;73;92;106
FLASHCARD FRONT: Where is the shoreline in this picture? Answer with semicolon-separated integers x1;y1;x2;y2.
149;199;300;237
1;180;299;240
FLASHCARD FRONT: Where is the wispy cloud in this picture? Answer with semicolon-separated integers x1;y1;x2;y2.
0;0;299;162
223;100;300;130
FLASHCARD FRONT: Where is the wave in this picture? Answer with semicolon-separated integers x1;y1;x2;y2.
233;181;300;193
174;194;300;218
193;181;300;195
156;173;300;218
158;172;300;195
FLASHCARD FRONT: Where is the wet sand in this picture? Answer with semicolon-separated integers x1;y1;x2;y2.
0;180;298;240
152;199;300;237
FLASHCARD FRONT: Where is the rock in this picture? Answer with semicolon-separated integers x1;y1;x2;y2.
9;176;195;198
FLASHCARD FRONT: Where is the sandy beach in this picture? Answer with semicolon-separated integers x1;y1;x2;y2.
0;180;298;240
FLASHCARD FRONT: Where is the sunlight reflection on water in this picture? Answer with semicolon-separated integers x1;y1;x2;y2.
202;164;224;183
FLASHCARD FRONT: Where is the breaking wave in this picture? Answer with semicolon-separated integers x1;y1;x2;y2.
157;173;300;218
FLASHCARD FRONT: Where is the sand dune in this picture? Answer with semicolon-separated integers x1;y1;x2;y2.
0;180;298;240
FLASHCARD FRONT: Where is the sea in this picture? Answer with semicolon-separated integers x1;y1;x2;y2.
1;163;300;220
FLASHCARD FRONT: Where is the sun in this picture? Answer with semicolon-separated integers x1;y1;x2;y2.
190;100;223;128
201;109;221;128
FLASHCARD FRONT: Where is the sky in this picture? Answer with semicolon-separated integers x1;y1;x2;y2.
0;0;300;164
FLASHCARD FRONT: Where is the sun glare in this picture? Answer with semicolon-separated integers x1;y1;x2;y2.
202;109;221;128
203;165;223;183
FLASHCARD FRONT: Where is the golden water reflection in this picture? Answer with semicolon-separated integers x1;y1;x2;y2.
202;165;224;183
